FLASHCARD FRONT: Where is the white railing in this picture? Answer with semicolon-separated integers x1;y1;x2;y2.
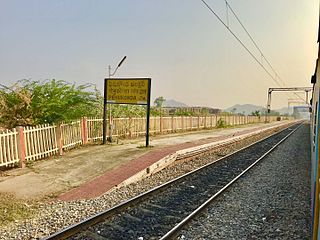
87;117;103;141
0;115;286;168
0;129;19;167
24;124;59;161
61;121;82;150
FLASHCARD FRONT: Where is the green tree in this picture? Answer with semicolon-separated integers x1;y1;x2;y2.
111;104;145;118
154;96;166;107
0;83;33;128
251;110;261;117
201;108;209;116
153;96;166;117
0;79;101;128
175;109;193;116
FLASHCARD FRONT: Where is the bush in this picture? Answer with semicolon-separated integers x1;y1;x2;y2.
216;118;226;128
0;79;101;128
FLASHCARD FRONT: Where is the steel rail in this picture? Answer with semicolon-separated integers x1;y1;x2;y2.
159;122;303;240
43;122;300;240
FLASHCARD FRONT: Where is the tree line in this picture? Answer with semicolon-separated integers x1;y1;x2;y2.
0;79;282;129
0;79;147;129
0;80;173;129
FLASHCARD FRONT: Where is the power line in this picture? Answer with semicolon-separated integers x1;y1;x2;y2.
224;0;304;101
200;0;305;102
200;0;282;87
224;1;285;86
224;0;229;28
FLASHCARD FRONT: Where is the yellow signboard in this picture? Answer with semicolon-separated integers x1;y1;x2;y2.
106;78;150;105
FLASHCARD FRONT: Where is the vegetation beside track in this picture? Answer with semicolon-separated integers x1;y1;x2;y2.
0;193;38;227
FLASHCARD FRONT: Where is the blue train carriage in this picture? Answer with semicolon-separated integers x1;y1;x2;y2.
311;21;320;240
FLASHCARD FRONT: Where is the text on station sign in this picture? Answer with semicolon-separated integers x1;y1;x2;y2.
106;79;149;105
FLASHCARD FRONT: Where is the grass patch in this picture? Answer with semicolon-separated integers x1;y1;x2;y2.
0;193;38;227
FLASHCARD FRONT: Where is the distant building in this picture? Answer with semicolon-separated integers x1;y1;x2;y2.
293;106;310;120
161;107;221;115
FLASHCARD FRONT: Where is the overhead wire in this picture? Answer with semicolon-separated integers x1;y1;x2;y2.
200;0;283;87
200;0;306;104
224;1;284;85
224;0;305;101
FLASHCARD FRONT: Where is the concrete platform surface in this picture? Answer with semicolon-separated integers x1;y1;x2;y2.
0;121;291;200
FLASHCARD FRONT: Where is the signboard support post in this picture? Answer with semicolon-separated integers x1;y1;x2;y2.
146;79;151;147
103;78;151;147
102;79;108;144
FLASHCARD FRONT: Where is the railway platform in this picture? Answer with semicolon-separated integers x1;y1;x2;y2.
0;120;293;201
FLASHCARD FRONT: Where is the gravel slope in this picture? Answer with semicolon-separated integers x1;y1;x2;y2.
180;123;311;240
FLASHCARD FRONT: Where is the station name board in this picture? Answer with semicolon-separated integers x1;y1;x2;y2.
106;78;150;105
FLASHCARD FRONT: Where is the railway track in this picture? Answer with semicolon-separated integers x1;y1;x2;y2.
44;122;301;240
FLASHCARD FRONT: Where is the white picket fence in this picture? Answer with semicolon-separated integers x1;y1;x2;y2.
61;121;82;150
87;118;103;141
23;125;59;162
0;129;19;167
0;115;284;168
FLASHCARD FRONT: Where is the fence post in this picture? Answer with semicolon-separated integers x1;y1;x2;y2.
171;116;174;133
56;124;63;156
181;116;184;131
16;126;26;168
128;117;132;137
197;116;200;130
81;117;88;145
160;116;163;134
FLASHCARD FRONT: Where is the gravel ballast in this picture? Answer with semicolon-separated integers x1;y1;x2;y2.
179;123;311;240
0;124;295;239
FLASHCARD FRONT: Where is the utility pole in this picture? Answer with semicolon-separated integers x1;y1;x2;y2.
102;56;127;144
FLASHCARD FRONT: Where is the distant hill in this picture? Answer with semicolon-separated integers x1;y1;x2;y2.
163;99;188;108
225;104;266;115
225;104;293;115
276;107;290;115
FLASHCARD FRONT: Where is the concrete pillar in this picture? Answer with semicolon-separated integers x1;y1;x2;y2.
160;116;163;134
171;116;174;133
181;116;184;131
81;117;88;145
56;124;63;156
16;126;26;168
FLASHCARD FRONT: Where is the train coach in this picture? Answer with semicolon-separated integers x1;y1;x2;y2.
310;19;320;240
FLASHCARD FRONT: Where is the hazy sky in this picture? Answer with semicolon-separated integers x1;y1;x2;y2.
0;0;318;109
